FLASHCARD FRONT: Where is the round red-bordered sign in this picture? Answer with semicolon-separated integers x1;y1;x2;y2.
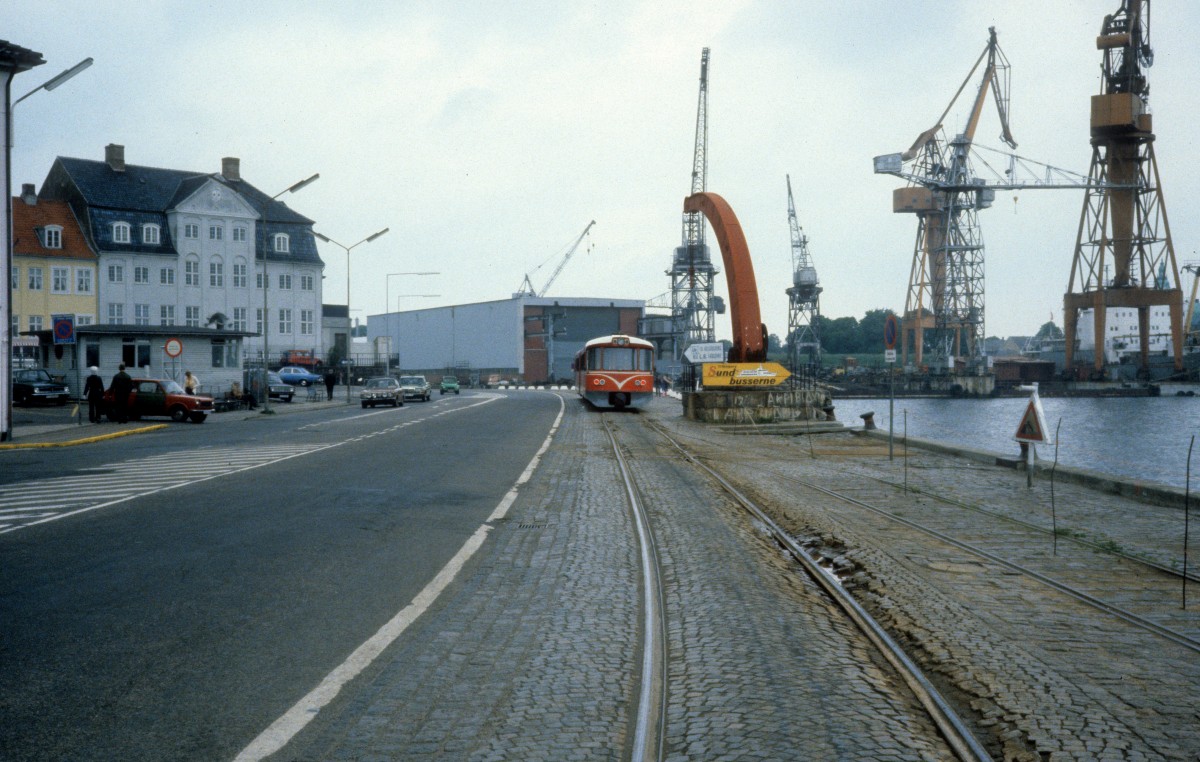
164;337;183;358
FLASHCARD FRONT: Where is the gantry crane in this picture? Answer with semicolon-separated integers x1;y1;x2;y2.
669;47;719;360
515;220;596;298
1062;0;1183;379
784;175;822;373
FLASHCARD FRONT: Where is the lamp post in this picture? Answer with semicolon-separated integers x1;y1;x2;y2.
8;57;91;147
259;173;319;414
385;271;438;375
314;228;390;403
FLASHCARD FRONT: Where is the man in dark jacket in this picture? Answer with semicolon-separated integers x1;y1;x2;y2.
323;369;337;401
109;363;133;423
83;366;105;423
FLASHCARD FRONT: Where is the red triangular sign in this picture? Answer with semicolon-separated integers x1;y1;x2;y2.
1014;400;1045;443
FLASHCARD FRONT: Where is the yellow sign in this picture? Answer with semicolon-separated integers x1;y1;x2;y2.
701;362;792;388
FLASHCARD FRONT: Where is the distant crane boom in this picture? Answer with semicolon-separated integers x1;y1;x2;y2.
515;220;596;298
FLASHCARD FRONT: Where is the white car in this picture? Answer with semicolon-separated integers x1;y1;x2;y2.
399;375;431;402
361;377;403;408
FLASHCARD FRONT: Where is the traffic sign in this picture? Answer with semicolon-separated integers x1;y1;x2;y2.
884;313;898;350
164;337;183;358
701;362;792;388
1014;397;1050;443
684;343;726;363
52;314;75;345
885;349;897;363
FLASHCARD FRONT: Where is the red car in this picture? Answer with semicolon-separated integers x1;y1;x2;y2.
104;378;214;423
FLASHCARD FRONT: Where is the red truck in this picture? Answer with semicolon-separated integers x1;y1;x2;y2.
280;349;322;369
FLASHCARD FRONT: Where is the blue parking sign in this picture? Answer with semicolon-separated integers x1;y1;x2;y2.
52;314;76;345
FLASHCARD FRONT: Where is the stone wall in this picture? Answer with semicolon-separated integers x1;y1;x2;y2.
683;388;833;424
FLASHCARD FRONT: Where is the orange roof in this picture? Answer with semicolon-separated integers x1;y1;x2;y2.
11;196;95;260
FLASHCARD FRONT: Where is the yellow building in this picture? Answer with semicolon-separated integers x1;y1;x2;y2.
11;184;97;362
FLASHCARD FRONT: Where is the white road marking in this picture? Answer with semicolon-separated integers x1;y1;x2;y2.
234;393;564;761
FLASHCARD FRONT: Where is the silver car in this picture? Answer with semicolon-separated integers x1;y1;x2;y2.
399;375;431;402
361;377;403;408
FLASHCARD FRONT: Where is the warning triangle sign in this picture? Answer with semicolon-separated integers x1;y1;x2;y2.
1014;399;1047;443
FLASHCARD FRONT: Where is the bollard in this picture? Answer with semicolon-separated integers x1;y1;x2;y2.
823;404;837;422
859;411;876;430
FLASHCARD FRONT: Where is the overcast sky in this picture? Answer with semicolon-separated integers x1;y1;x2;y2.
8;1;1200;341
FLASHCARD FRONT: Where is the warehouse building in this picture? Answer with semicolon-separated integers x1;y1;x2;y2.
367;296;644;386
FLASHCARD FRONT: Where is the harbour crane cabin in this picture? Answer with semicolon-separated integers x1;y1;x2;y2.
573;335;656;410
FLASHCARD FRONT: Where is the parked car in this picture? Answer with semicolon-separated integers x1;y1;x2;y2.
360;377;403;408
439;376;461;395
278;366;322;386
103;378;213;423
280;349;322;369
12;368;69;405
399;375;431;402
267;371;294;402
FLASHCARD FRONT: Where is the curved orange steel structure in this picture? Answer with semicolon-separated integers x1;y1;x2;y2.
683;192;767;361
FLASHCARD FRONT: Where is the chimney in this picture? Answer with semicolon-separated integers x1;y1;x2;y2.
20;183;37;205
105;143;125;172
221;156;241;182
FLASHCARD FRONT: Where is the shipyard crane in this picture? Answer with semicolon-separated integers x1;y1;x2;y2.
784;175;822;373
669;47;719;360
1062;0;1184;378
514;220;596;298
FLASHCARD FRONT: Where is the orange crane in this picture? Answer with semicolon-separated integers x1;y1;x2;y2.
1062;0;1183;378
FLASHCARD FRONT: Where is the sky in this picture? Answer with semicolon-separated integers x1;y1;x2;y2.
6;1;1200;342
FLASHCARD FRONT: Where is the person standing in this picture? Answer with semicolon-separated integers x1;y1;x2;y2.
109;363;133;423
323;368;337;401
83;366;105;423
184;370;199;395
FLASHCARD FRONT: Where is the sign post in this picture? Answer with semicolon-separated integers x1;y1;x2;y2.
884;313;898;460
1014;382;1051;487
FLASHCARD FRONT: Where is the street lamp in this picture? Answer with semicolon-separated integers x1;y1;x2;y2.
384;271;438;374
314;228;390;403
259;173;319;414
8;57;92;147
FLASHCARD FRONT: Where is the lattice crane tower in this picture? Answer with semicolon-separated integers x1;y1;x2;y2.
670;47;718;358
1063;0;1183;378
784;175;822;371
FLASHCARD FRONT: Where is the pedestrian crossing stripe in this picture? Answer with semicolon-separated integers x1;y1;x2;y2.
1014;399;1048;443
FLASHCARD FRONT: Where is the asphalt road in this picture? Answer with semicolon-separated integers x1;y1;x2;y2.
0;391;562;761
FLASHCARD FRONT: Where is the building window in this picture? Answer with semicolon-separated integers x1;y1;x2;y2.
28;315;43;332
233;307;247;331
107;303;124;325
42;225;63;249
209;225;224;241
211;340;238;368
278;273;292;290
278;308;292;335
134;265;150;284
122;338;152;371
77;314;94;326
113;222;131;244
160;267;175;285
256;272;265;289
300;274;314;291
160;304;175;325
10;266;17;290
76;268;93;294
184;223;199;239
210;260;224;287
186;306;201;327
256;308;264;336
134;304;150;326
300;309;314;336
185;257;200;286
28;267;43;290
233;227;247;242
232;260;247;288
142;224;161;244
52;267;70;293
273;233;289;253
108;264;124;283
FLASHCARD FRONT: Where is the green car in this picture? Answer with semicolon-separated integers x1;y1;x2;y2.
439;375;461;395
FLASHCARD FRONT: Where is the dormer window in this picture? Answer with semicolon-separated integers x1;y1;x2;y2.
40;225;63;249
113;221;131;244
273;233;290;253
142;223;161;245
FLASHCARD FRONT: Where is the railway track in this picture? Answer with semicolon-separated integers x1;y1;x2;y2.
600;413;988;761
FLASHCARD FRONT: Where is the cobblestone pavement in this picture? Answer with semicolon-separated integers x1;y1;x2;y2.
647;406;1200;761
280;396;957;760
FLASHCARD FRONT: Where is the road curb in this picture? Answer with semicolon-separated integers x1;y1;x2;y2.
0;424;169;450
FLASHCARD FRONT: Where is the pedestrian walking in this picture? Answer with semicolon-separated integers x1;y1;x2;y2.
83;366;105;423
184;370;199;395
323;368;337;401
109;363;133;423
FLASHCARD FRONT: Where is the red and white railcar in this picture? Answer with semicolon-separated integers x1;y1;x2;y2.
573;334;655;410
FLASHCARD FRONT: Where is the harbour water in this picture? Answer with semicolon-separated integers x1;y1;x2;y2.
831;395;1200;490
